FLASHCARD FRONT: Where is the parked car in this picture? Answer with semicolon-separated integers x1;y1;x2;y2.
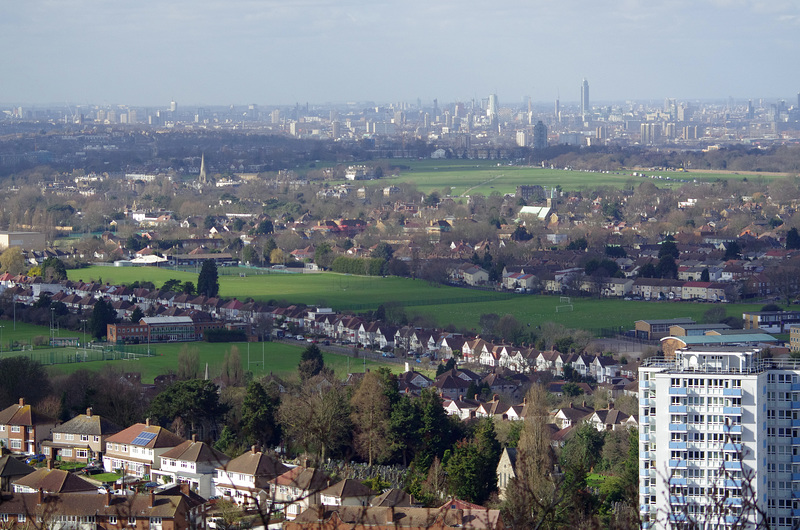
25;454;45;464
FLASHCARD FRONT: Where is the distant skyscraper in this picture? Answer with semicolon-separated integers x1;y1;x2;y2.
533;121;548;150
555;98;561;122
515;130;527;147
170;100;177;113
580;79;590;119
487;94;499;120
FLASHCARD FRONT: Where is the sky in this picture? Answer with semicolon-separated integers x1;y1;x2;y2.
2;0;799;107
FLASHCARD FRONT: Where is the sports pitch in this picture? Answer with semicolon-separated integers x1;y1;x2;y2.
353;159;789;196
68;266;762;333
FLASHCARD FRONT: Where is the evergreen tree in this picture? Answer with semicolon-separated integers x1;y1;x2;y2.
700;267;710;282
787;228;800;250
298;344;324;381
241;381;280;449
197;259;220;297
41;257;67;281
130;307;144;323
89;298;117;339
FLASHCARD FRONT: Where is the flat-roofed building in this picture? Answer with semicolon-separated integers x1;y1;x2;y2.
0;231;46;250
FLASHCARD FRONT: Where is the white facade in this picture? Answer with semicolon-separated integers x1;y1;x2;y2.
638;347;800;528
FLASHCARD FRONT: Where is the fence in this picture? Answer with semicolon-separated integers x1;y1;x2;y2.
1;343;156;366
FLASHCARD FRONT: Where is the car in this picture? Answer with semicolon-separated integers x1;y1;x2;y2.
295;335;304;341
25;454;45;464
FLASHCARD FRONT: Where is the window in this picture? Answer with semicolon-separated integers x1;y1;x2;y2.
17;514;25;523
63;449;73;457
10;440;21;449
128;517;136;525
76;450;88;459
65;433;74;441
109;516;117;524
10;426;20;433
150;517;162;525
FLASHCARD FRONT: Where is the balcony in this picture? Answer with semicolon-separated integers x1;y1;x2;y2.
793;509;800;517
724;497;743;506
669;405;688;414
791;383;800;391
669;442;687;450
641;452;650;460
723;443;743;452
668;460;688;468
669;387;688;395
670;478;687;485
723;461;742;471
640;416;650;425
793;490;800;499
792;401;800;409
723;424;743;434
792;454;800;463
724;479;742;488
640;398;654;407
723;407;742;415
640;380;651;389
640;487;651;496
669;424;688;432
723;388;743;396
670;496;687;504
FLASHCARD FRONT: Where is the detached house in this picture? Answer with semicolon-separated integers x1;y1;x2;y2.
268;466;332;520
319;479;375;507
0;398;58;455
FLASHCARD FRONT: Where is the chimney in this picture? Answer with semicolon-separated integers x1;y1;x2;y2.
105;490;112;507
46;459;53;470
582;400;587;408
192;434;197;443
251;445;258;454
37;488;43;505
493;394;499;402
145;418;150;427
473;394;479;401
19;398;25;406
180;483;190;496
149;491;155;508
86;407;93;417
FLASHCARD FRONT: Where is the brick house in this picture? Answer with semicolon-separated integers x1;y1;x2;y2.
0;398;58;455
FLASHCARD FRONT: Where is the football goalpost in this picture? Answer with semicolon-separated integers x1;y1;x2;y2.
556;296;573;313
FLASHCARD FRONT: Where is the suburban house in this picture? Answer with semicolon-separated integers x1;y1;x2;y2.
319;479;375;506
587;407;636;432
213;446;288;508
102;420;185;479
152;435;230;499
285;505;503;530
13;466;97;494
268;466;332;520
43;408;121;463
0;398;58;455
552;403;594;429
0;455;34;492
0;491;192;530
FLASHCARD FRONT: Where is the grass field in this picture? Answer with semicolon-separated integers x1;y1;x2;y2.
67;266;764;334
67;267;505;310
332;159;790;196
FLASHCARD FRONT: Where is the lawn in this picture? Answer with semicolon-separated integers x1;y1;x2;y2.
0;321;81;351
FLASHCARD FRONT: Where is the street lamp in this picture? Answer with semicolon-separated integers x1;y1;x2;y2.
80;319;87;349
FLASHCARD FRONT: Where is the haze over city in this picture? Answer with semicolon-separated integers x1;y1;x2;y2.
3;0;800;106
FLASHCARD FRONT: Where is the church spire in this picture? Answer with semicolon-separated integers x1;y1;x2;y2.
199;153;207;184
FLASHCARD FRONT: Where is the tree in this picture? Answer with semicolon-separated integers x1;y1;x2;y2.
351;371;392;465
371;242;394;262
278;377;352;462
221;346;243;387
562;382;584;397
241;380;280;449
414;388;451;469
298;344;324;381
495;314;523;343
787;227;800;250
162;279;181;292
269;248;285;265
130;307;144;323
656;255;678;279
181;281;196;295
40;257;67;282
724;241;741;260
89;298;117;339
177;345;200;380
389;395;421;466
197;259;220;297
657;240;679;259
0;247;26;275
700;267;710;282
0;357;52;409
148;379;228;438
254;219;274;235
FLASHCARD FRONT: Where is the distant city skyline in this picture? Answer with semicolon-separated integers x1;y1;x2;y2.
2;1;800;106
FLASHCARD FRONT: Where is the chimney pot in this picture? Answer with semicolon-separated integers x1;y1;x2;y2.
105;490;112;507
37;488;43;505
86;407;93;417
149;490;155;508
19;398;25;406
192;434;197;443
251;445;257;454
145;418;150;427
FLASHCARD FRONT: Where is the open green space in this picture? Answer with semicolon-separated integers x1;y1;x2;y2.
0;321;81;351
67;267;506;311
413;296;764;333
68;265;765;334
40;340;394;384
331;159;787;196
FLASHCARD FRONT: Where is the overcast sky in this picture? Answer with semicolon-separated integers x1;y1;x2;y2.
2;0;799;107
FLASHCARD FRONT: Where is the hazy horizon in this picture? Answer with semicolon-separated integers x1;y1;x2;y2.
3;0;799;107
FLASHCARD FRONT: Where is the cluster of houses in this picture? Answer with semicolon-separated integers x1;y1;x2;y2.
0;398;503;529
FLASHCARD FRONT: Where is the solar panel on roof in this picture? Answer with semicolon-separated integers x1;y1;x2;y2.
131;431;157;446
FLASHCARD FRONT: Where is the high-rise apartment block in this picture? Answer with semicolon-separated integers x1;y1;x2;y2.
640;346;800;529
